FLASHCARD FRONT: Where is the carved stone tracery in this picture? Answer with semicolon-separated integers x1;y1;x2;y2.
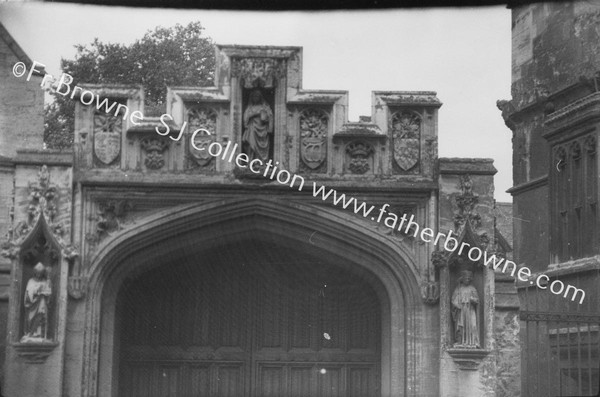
1;166;73;260
453;174;482;234
231;57;287;88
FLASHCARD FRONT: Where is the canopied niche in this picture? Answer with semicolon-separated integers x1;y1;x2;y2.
18;218;61;344
0;165;76;363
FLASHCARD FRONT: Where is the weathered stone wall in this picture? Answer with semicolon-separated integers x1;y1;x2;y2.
501;1;600;271
500;2;600;396
0;32;44;158
493;309;520;397
0;26;45;391
511;2;600;110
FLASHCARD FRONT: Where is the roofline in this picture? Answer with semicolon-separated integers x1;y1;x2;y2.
0;23;45;76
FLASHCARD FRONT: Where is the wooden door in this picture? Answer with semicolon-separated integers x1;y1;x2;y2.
117;246;380;397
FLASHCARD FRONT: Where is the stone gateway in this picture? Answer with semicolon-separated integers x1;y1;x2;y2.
0;37;515;397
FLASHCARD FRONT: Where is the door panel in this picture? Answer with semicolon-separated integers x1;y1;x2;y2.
118;243;380;396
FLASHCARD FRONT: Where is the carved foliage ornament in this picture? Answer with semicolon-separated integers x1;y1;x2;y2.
300;109;328;170
453;174;481;232
231;57;287;88
87;200;133;245
93;112;122;165
391;111;420;171
141;138;169;169
187;107;217;167
346;141;374;174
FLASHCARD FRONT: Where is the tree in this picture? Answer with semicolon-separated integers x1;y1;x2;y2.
44;21;215;150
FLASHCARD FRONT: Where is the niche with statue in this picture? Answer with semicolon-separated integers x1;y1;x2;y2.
18;221;61;344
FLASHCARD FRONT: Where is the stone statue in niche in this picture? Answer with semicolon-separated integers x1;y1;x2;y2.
451;270;480;348
21;262;52;342
242;90;273;161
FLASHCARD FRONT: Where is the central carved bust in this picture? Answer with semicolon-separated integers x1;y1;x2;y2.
242;89;274;162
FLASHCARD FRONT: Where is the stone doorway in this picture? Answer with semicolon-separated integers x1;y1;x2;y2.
115;239;381;397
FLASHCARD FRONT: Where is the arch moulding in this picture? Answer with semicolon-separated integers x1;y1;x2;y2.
78;198;427;397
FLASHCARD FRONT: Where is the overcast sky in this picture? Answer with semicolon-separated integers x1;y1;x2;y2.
0;3;512;201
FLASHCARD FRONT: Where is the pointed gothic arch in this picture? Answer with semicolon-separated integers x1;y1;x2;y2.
77;198;427;397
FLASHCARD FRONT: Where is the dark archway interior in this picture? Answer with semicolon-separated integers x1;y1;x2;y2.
115;238;382;397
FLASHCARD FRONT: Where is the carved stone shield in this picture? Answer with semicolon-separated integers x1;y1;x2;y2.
93;114;121;165
391;112;421;171
394;138;419;171
189;131;214;166
301;137;326;169
94;130;121;165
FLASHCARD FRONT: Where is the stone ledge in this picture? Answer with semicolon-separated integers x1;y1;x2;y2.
15;150;73;166
516;255;600;288
374;91;442;107
545;91;600;125
439;158;497;175
12;341;59;363
170;87;230;102
506;174;548;195
447;348;490;370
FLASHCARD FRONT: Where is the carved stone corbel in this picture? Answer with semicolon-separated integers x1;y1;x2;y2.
68;276;87;300
12;341;59;363
421;281;440;305
431;249;449;268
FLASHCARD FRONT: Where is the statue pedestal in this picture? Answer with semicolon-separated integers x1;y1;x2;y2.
12;341;58;363
446;347;490;371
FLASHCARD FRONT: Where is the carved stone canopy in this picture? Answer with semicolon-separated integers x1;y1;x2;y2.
1;166;75;262
231;57;287;88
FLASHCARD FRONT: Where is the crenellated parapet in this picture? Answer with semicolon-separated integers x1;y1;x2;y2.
72;45;442;187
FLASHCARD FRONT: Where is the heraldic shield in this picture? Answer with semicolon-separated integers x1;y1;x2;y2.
392;112;421;171
301;137;326;169
93;114;122;165
394;138;419;171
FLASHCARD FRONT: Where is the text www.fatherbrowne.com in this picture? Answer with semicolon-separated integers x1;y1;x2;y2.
311;185;585;304
13;59;586;304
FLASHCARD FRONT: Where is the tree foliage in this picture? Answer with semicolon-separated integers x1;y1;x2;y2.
44;22;215;150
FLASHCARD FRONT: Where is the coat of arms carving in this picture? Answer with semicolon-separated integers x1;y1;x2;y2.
187;107;217;168
93;113;122;165
391;111;420;171
299;109;328;170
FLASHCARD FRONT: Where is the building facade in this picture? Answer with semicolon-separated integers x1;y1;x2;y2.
0;38;517;397
499;1;600;396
